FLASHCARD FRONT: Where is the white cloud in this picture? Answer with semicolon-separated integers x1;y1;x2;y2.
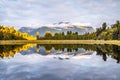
0;0;120;29
72;22;91;26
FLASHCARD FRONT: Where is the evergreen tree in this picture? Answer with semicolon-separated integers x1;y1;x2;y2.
102;22;107;31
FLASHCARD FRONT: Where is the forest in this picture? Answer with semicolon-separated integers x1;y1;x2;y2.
0;21;119;40
0;25;36;40
38;21;120;40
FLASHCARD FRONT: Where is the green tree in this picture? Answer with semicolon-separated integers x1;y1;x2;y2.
102;22;107;31
44;31;52;39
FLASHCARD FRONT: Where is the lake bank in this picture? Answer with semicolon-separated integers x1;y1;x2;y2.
0;40;120;45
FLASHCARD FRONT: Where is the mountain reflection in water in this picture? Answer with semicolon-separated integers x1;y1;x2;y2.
0;44;120;80
0;44;120;63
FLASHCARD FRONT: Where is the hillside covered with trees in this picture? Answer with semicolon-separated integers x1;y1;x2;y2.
38;21;120;40
0;25;36;40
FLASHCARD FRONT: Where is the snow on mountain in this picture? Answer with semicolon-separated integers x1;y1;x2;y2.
19;22;95;36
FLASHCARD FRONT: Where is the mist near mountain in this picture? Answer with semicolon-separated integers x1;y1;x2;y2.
19;22;95;36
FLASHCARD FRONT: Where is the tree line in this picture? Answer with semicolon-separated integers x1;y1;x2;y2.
38;21;120;40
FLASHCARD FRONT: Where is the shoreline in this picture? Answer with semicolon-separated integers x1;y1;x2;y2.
0;40;120;45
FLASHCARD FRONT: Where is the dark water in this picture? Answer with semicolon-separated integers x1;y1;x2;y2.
0;44;120;80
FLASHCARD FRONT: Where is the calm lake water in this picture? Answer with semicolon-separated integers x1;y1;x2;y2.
0;44;120;80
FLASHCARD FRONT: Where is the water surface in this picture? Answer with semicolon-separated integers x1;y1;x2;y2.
0;44;120;80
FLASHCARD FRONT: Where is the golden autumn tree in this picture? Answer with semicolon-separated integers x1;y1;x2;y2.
36;32;40;40
0;25;36;40
44;31;52;39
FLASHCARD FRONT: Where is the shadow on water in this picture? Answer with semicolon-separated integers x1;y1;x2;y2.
0;44;120;63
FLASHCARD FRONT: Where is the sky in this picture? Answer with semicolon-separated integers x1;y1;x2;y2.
0;0;120;29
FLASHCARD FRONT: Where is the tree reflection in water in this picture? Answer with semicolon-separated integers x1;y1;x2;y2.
37;44;120;63
0;44;35;59
0;44;120;63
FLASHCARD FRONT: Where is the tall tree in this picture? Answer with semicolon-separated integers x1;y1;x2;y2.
102;22;107;31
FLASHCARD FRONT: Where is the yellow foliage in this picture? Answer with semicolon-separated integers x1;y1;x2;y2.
0;44;36;58
0;25;36;40
46;31;51;35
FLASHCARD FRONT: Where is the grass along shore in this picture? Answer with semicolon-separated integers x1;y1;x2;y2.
0;40;120;45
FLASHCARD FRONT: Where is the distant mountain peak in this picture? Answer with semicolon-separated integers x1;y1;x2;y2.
53;22;70;25
19;22;94;36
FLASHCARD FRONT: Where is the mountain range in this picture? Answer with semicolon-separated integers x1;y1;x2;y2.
19;22;95;36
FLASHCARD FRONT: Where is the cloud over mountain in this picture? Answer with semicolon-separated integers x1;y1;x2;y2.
19;22;95;36
0;0;120;29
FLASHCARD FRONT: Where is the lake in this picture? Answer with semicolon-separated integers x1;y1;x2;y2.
0;44;120;80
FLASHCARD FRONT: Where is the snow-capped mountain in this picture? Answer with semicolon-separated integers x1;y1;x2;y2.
19;22;95;36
